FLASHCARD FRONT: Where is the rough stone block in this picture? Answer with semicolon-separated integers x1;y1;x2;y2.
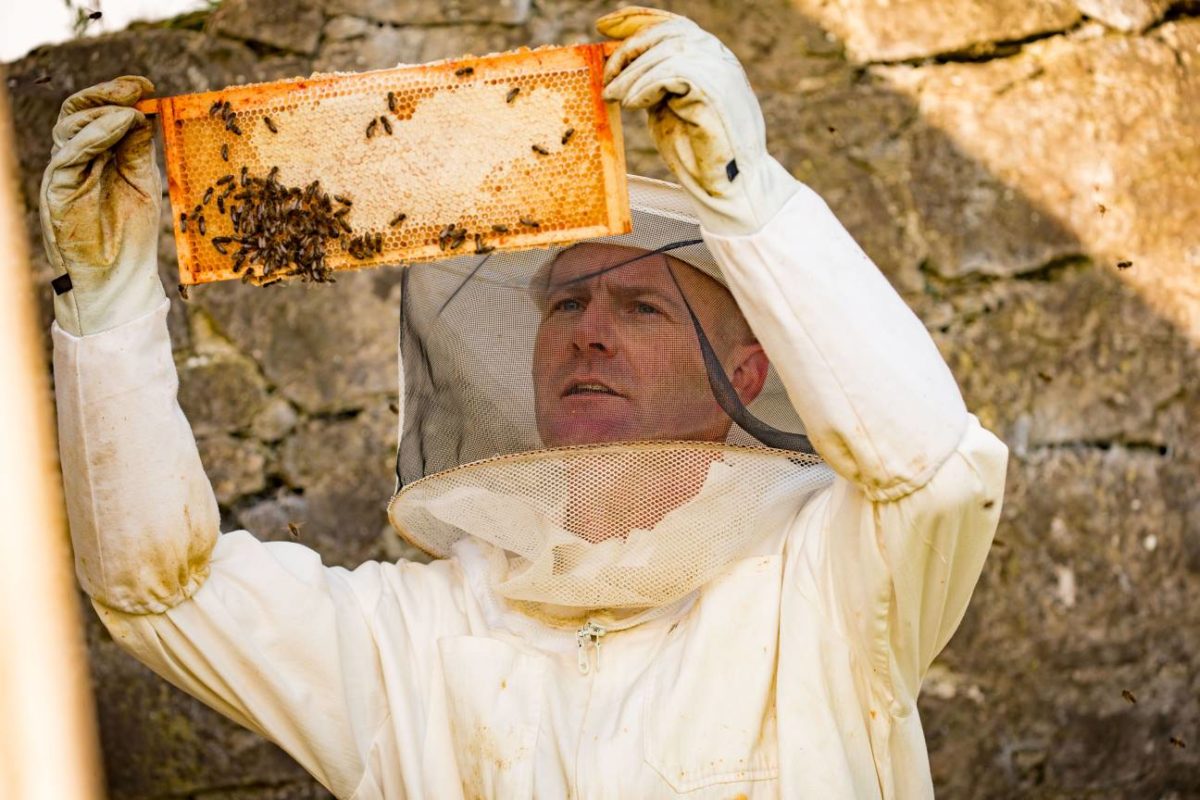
323;14;373;41
414;24;528;62
197;434;269;506
198;269;400;415
250;395;300;443
876;21;1200;342
936;266;1194;455
209;0;325;55
925;445;1200;796
325;0;530;26
1073;0;1171;31
312;25;424;72
279;402;398;565
233;490;309;541
793;0;1082;62
177;353;270;438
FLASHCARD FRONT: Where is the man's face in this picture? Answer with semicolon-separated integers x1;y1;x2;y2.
532;243;766;447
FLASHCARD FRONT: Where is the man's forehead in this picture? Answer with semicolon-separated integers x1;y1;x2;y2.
549;243;699;289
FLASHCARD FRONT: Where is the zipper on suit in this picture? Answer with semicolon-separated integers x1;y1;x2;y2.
575;621;607;674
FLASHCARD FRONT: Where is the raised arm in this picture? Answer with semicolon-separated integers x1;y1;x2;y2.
42;76;217;611
599;8;1008;694
42;79;410;797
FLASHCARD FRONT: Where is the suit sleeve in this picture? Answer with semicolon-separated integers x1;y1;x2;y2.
703;184;1009;694
51;299;457;797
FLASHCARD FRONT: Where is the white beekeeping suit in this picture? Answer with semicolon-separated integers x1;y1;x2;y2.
44;7;1007;799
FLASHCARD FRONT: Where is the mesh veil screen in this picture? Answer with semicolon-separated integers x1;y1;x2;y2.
388;177;833;611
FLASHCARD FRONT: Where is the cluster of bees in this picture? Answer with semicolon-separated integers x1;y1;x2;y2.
433;217;542;256
345;230;385;261
209;99;243;136
366;91;403;139
181;162;377;288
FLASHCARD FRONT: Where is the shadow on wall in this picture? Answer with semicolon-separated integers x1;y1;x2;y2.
5;0;1199;797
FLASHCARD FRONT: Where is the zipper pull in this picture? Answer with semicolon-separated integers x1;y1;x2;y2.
575;621;607;675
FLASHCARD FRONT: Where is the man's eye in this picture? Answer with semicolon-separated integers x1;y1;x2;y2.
554;298;583;312
634;301;660;315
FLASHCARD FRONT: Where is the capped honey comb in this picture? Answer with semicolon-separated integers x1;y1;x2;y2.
138;43;629;285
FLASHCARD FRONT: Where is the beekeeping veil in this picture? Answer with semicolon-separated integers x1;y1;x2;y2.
387;176;833;619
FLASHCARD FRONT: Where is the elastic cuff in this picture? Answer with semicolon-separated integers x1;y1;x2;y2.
694;157;801;237
51;296;171;342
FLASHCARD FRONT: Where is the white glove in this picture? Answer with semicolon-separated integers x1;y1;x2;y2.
40;76;165;337
597;7;800;236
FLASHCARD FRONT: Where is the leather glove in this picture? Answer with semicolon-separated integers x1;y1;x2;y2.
40;76;165;337
596;7;799;236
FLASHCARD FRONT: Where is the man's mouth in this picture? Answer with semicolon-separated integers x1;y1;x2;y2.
563;380;623;397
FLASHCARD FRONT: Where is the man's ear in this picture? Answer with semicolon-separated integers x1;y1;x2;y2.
729;343;769;406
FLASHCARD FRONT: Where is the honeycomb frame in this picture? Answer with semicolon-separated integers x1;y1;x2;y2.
137;43;629;285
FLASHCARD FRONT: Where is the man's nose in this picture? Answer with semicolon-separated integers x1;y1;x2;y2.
570;301;617;355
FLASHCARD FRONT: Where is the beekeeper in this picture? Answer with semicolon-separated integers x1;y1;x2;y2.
44;6;1007;799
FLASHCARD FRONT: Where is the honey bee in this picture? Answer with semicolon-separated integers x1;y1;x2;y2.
390;212;407;227
1121;689;1136;704
179;212;188;232
561;127;575;145
366;118;378;138
221;143;229;162
491;224;509;233
335;195;352;206
519;216;540;228
380;115;393;135
228;121;242;136
474;233;495;254
375;232;383;252
208;100;223;117
1097;203;1107;215
268;166;280;183
387;91;397;113
211;237;231;254
1116;260;1132;270
198;215;206;236
456;66;474;77
216;174;234;185
287;521;301;538
531;144;550;156
506;87;520;103
1170;736;1187;749
217;197;226;214
177;283;189;300
263;116;278;133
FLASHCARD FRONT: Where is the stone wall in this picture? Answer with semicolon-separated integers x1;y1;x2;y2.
7;0;1199;796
